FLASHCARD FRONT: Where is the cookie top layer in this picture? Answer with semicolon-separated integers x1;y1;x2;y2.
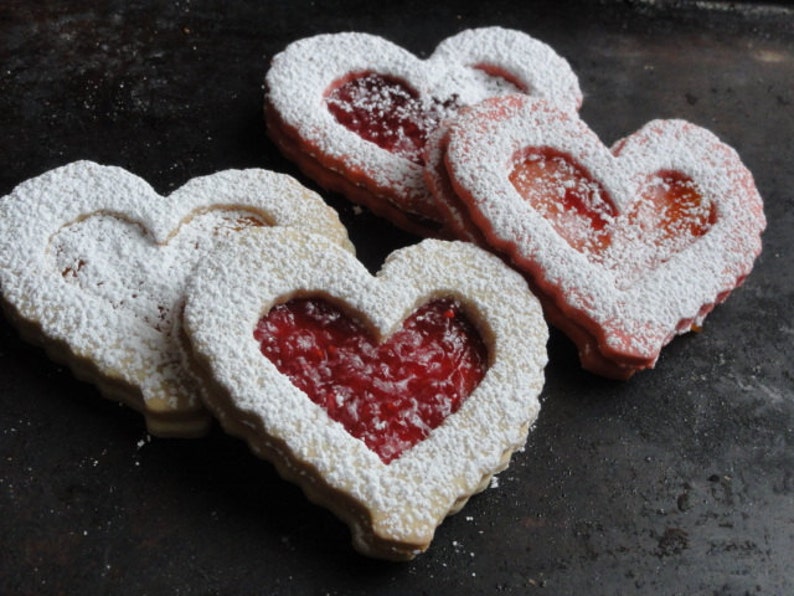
0;161;353;436
183;227;548;559
265;27;582;230
440;95;765;370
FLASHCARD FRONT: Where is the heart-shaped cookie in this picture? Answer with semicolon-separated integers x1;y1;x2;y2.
265;27;582;237
430;95;765;378
183;227;547;559
0;161;353;437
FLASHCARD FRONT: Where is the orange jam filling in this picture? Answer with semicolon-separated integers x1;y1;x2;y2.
631;170;716;242
510;148;617;255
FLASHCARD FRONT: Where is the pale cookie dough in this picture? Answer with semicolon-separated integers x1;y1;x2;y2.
0;161;353;437
183;227;548;560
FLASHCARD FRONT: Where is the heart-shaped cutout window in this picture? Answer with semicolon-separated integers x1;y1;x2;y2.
325;72;460;166
510;149;718;283
255;297;488;463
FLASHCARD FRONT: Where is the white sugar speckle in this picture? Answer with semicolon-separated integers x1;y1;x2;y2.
183;228;547;559
438;95;765;377
265;28;582;233
0;161;352;435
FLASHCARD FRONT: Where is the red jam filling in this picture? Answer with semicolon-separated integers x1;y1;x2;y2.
325;72;459;166
254;297;487;464
510;148;617;255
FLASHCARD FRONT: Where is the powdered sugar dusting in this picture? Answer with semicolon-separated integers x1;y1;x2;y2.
439;95;765;373
183;227;547;559
0;161;352;436
265;27;582;232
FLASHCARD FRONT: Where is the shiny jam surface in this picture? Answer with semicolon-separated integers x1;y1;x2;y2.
325;72;458;166
254;297;487;464
510;148;618;255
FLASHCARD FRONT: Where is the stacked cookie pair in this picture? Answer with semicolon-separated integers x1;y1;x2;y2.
0;161;547;560
0;27;764;561
265;27;765;380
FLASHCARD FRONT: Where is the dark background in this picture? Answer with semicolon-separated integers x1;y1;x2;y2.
1;1;792;593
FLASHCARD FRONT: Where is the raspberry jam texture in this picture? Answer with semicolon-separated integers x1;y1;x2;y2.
510;148;618;255
254;297;488;464
325;72;458;166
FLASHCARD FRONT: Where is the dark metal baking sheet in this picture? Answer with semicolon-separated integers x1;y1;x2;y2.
1;1;792;593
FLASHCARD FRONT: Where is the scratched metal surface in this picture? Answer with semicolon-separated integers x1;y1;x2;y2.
1;1;792;593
